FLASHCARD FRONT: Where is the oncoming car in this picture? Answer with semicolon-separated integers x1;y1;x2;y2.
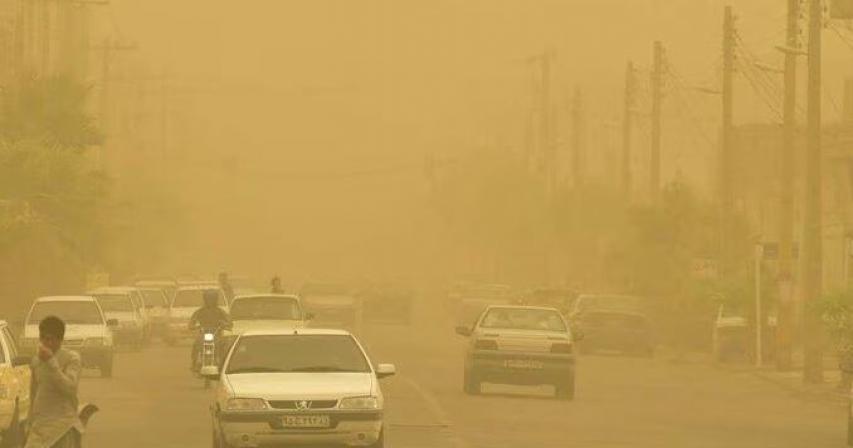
209;329;395;448
456;305;577;399
226;295;309;336
166;286;228;345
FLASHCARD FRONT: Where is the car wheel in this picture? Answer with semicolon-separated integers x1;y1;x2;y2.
2;401;23;448
463;369;481;395
101;356;114;378
556;374;575;400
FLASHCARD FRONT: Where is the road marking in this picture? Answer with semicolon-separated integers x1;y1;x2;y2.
402;376;471;448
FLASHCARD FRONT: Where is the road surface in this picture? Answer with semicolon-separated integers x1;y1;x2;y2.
79;322;846;448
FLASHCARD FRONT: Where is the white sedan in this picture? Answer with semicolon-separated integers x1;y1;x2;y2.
209;329;395;448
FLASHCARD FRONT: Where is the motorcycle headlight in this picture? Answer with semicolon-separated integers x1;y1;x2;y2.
225;398;267;411
203;333;215;342
85;337;105;347
338;396;380;410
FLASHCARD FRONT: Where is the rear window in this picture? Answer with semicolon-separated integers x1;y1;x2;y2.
172;289;226;308
94;294;135;312
479;308;567;332
231;297;302;321
29;301;103;325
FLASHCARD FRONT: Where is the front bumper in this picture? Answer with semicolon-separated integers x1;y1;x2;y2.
62;344;113;367
469;350;575;385
166;322;194;340
215;409;382;447
113;326;144;343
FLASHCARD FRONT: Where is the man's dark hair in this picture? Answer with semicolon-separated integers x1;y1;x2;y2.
39;316;66;340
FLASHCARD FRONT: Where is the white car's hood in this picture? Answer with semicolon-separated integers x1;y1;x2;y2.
228;320;305;336
24;324;106;340
225;372;374;400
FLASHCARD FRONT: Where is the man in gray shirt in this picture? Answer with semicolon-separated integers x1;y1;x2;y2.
25;316;82;448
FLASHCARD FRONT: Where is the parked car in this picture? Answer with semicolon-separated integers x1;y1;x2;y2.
209;328;395;448
21;296;117;377
570;294;654;356
138;287;171;338
89;287;147;347
712;304;777;363
165;286;228;345
456;305;578;399
300;284;363;335
0;320;31;446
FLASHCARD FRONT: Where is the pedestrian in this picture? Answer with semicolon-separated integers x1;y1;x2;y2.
25;316;83;448
271;276;284;294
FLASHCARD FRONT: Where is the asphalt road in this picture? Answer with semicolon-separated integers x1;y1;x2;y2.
78;321;846;448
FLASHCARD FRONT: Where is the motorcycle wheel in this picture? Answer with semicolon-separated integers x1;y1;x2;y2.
204;377;211;389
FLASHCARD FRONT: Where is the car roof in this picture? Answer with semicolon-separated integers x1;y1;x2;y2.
232;294;300;302
484;304;562;313
89;286;138;294
176;285;222;291
241;328;351;337
35;295;97;303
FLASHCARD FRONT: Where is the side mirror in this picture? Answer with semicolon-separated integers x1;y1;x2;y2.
455;326;472;337
201;365;220;380
106;319;119;328
11;356;30;367
305;313;315;321
375;363;396;379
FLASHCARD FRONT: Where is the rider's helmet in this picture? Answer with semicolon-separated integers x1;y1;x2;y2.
203;289;219;307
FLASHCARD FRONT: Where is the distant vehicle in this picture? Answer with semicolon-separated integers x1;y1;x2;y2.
456;305;577;399
21;296;117;377
224;295;309;337
359;283;414;325
165;286;228;345
208;328;395;448
134;278;178;301
570;294;653;356
525;288;575;315
452;283;515;328
712;304;777;363
0;320;31;446
89;288;147;347
138;287;170;338
300;283;363;334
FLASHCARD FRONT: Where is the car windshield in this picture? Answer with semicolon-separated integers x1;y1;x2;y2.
141;290;168;307
226;334;370;374
479;308;567;332
94;294;135;312
230;297;301;320
172;289;225;308
29;301;103;325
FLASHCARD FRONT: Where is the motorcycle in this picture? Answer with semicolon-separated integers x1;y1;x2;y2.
194;325;225;389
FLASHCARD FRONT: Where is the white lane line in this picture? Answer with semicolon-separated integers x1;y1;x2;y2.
402;376;471;448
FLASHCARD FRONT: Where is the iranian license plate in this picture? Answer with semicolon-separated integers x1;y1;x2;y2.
282;415;330;428
504;359;544;369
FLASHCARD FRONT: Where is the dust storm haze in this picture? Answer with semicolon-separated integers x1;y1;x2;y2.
3;1;853;447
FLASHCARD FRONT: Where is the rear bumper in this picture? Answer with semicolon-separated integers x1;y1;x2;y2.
469;350;575;384
215;409;382;447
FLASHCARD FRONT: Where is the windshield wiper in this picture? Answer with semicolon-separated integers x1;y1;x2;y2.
227;367;287;374
288;366;359;373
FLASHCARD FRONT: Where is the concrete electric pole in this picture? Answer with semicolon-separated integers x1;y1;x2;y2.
650;41;664;199
622;61;636;199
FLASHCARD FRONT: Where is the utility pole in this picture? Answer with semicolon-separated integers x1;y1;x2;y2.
776;0;800;372
803;0;824;384
539;51;556;197
622;61;636;199
650;41;664;199
571;87;584;190
91;38;138;169
721;6;736;271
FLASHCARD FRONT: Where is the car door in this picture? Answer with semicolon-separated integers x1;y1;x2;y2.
0;328;29;421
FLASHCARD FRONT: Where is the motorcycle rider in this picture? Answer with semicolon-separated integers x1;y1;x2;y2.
188;289;231;371
26;316;82;448
270;276;284;294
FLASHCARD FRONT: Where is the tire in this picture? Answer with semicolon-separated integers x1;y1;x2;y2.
463;369;481;395
2;401;23;448
556;374;575;400
101;355;114;378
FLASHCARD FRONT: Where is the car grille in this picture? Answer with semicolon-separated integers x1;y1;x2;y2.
268;400;338;410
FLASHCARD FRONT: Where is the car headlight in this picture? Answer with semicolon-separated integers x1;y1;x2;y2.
338;396;381;410
85;337;105;347
225;398;268;411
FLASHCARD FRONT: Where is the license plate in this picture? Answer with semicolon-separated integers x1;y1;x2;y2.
504;359;544;369
282;415;330;428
